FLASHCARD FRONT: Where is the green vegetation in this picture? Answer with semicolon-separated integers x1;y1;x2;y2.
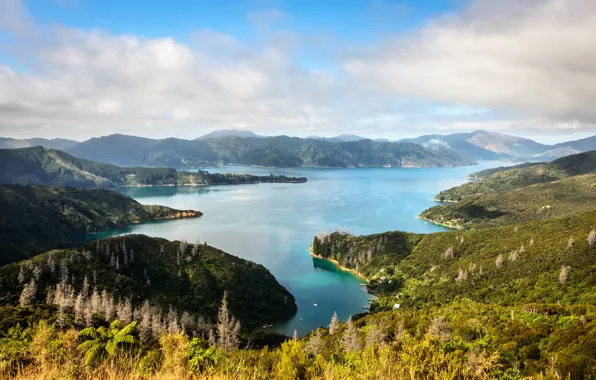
64;134;474;168
0;147;307;188
436;150;596;202
312;210;596;310
2;300;596;378
0;234;296;328
0;184;201;264
421;174;596;229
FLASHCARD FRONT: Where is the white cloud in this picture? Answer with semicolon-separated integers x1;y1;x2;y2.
344;0;596;132
0;0;595;140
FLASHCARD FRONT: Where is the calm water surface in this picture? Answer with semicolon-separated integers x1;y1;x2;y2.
91;162;508;336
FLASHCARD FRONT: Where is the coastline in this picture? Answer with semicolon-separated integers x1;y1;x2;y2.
309;247;369;282
418;215;463;230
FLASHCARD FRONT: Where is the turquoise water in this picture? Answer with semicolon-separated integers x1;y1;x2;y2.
90;162;507;336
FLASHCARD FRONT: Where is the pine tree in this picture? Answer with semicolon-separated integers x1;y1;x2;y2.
455;268;468;282
216;292;240;351
342;316;361;353
443;246;454;260
568;236;575;248
167;306;180;334
208;329;216;346
588;229;596;246
82;275;89;298
305;329;323;355
495;254;504;268
559;266;570;284
365;322;386;348
151;314;165;338
19;279;37;307
180;311;194;334
329;311;340;334
116;298;132;325
74;293;85;325
18;266;25;285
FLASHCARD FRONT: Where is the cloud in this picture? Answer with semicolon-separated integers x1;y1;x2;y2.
344;0;596;129
423;139;450;150
0;0;595;140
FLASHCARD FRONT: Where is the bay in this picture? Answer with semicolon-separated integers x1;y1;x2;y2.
89;161;507;336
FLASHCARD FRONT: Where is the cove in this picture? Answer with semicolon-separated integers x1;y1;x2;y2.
87;161;506;336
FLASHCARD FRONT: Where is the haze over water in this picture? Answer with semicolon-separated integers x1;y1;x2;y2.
92;162;505;336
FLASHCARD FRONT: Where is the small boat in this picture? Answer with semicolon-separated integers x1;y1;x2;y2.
313;303;318;307
262;324;273;329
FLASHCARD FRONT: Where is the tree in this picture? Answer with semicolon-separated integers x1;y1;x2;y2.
18;266;25;285
365;322;386;348
305;329;323;355
342;316;361;353
77;320;139;367
568;236;575;249
495;254;504;268
329;311;340;335
216;292;240;351
19;279;37;307
443;247;454;260
559;266;570;284
588;229;596;246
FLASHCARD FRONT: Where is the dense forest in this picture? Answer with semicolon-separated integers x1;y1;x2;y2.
0;184;201;265
64;134;473;168
0;147;307;189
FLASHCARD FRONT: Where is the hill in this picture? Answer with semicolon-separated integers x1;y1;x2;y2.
0;184;201;265
435;150;596;202
420;174;596;229
196;129;261;140
312;209;596;310
63;134;473;168
0;137;78;150
399;130;543;160
0;234;296;328
0;147;307;188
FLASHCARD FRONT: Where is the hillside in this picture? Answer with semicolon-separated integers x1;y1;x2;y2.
312;209;596;310
0;137;78;150
420;174;596;229
0;234;296;328
63;134;473;168
0;184;201;265
436;150;596;202
0;147;307;188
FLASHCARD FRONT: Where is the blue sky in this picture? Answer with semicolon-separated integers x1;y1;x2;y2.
1;0;595;143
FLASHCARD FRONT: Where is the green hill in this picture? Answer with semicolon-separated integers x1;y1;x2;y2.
0;146;307;188
0;184;201;265
0;234;296;328
420;174;596;229
64;134;473;168
312;209;596;310
436;150;596;202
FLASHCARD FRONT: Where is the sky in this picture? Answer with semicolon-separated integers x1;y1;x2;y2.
0;0;595;143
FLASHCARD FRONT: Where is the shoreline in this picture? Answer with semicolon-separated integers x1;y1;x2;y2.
418;215;463;230
309;247;369;282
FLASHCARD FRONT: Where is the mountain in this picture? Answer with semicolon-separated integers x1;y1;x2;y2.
420;174;596;229
553;134;596;152
0;234;297;328
196;129;261;140
0;137;79;150
435;150;596;202
400;130;546;160
0;184;201;265
0;147;307;188
64;134;473;168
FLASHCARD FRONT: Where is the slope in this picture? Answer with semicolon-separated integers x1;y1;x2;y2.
0;184;201;265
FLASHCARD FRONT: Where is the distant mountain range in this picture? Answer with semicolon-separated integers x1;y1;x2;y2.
4;129;596;166
196;129;261;140
58;134;471;168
